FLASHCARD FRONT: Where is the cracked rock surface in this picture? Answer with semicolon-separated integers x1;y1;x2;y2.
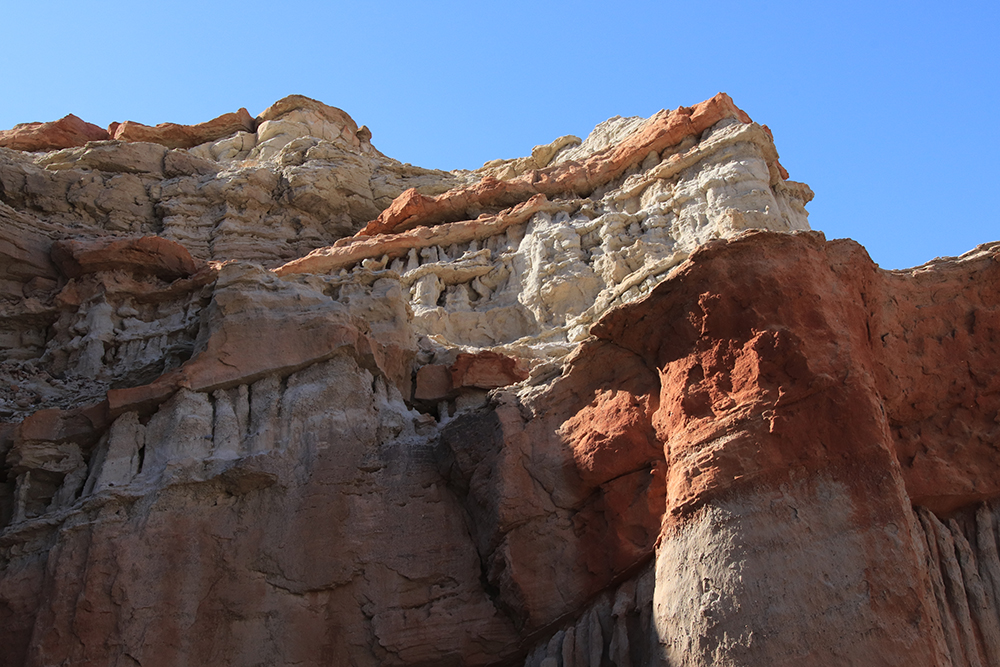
1;93;997;667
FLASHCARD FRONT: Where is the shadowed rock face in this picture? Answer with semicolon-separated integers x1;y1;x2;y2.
0;94;996;667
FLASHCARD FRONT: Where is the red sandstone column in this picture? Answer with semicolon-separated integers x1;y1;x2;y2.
593;232;950;666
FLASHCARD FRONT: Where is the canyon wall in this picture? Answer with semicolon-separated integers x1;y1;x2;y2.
0;94;997;666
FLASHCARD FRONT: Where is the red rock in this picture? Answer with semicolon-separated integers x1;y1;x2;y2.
108;108;256;149
414;364;452;401
366;187;431;234
14;402;108;445
435;231;1000;665
3;92;999;667
774;158;790;180
51;235;202;280
274;193;555;276
591;232;1000;516
359;93;751;236
0;114;109;152
0;107;254;152
415;350;530;404
5;227;1000;667
106;371;183;418
438;339;665;629
560;385;660;486
582;230;1000;665
449;351;528;390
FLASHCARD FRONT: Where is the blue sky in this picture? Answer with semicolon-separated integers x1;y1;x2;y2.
1;1;996;269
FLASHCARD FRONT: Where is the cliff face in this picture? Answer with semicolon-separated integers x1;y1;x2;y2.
0;94;996;667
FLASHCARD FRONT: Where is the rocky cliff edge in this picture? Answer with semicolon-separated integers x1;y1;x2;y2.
1;94;996;667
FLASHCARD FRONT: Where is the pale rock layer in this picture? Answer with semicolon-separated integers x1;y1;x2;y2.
0;94;996;667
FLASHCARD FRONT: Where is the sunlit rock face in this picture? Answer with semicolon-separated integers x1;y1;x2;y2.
1;93;997;667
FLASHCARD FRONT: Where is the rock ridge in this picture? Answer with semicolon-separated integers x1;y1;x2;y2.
0;93;995;667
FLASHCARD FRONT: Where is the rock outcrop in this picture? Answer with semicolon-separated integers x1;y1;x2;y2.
108;108;257;150
0;115;110;152
1;93;996;667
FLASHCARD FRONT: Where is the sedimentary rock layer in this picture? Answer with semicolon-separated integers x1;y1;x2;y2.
0;93;996;667
0;115;109;152
0;96;466;268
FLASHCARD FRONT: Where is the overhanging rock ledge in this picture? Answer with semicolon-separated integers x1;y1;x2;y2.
1;93;997;667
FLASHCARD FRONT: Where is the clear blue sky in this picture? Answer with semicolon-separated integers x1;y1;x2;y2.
2;1;996;269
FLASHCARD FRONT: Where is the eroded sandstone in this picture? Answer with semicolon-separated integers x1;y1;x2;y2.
108;108;257;149
0;93;996;667
0;114;109;152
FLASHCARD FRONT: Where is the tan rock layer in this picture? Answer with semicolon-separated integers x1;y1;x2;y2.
4;90;999;667
2;230;1000;667
915;505;1000;667
104;311;370;419
256;94;359;133
359;92;752;236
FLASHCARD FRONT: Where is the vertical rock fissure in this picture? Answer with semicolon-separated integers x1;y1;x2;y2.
916;504;1000;667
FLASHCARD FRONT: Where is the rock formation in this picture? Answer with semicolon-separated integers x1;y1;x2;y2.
0;92;996;667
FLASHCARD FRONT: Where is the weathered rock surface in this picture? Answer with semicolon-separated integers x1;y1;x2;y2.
0;95;467;266
108;108;256;149
1;93;997;667
0;115;109;152
51;235;202;280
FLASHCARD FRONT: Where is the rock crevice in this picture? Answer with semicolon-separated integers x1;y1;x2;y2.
0;94;996;667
